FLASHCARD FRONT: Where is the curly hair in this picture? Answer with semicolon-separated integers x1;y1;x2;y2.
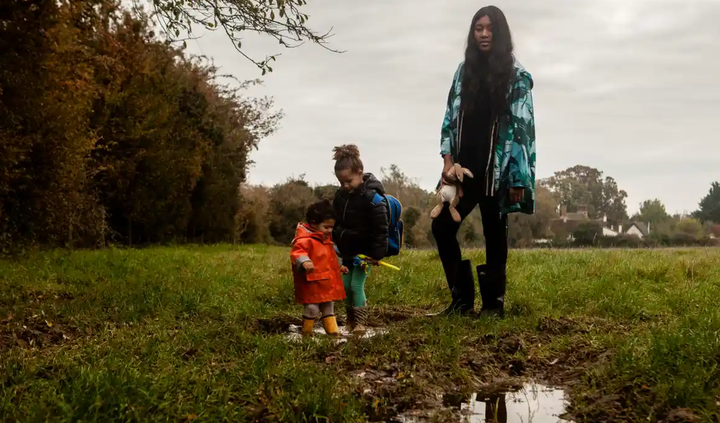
461;6;515;115
332;144;364;173
306;199;336;224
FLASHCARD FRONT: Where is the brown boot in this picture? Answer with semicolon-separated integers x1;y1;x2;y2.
345;304;355;332
352;306;368;336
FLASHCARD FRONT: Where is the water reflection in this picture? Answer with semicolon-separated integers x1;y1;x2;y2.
393;383;570;423
285;324;387;342
462;383;569;423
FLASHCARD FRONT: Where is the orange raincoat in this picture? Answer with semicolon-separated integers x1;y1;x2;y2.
290;223;346;304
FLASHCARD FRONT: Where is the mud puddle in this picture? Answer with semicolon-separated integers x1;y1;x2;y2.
393;383;570;423
286;324;388;343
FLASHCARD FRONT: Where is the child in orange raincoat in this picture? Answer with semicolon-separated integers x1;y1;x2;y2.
290;200;348;337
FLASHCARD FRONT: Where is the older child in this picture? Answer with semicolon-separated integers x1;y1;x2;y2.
332;145;389;335
290;200;348;337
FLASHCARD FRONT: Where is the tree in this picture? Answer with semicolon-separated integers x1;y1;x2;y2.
573;221;601;244
635;199;670;224
143;0;341;73
0;0;106;249
543;165;628;226
313;184;337;201
381;165;434;210
267;176;316;244
0;0;280;250
675;218;704;240
401;206;421;247
235;184;272;244
506;185;557;246
693;182;720;224
703;221;720;239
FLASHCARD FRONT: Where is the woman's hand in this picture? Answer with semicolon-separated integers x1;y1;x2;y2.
340;265;349;274
302;261;315;273
441;155;457;185
509;187;524;204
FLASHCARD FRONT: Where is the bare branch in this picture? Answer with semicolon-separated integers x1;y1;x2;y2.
143;0;343;73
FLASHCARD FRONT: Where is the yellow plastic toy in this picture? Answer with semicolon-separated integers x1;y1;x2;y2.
357;254;401;271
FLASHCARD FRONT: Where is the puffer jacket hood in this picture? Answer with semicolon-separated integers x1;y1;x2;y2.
362;173;385;195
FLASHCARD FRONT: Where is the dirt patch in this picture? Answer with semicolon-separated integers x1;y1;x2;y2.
0;313;78;350
252;315;302;334
332;316;621;422
662;408;703;423
254;306;418;335
536;315;622;336
17;291;76;303
253;310;636;422
367;306;419;326
351;367;442;422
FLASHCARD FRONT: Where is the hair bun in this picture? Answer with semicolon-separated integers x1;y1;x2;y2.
332;144;361;161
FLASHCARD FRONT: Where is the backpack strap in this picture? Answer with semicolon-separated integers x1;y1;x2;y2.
371;192;386;205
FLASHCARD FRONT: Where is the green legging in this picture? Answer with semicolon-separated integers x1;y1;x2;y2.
343;264;370;307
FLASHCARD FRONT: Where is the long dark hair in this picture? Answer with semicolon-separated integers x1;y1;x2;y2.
461;6;515;115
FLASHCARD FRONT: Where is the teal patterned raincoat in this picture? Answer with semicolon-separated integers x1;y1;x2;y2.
440;60;536;215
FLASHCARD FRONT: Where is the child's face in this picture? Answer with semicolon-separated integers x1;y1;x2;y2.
311;219;335;239
335;169;364;193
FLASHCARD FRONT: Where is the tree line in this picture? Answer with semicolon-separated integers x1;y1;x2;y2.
236;165;720;249
0;0;279;252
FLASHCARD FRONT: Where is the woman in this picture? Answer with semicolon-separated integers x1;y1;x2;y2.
430;6;536;318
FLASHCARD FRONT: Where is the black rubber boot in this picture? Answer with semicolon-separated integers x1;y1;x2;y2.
477;264;506;318
453;259;476;314
427;260;475;317
426;258;459;317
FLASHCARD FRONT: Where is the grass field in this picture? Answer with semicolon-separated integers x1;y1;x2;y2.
1;245;720;422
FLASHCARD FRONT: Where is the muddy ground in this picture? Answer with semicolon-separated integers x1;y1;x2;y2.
252;307;652;422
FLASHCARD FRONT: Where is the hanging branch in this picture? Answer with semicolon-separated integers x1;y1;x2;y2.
142;0;343;74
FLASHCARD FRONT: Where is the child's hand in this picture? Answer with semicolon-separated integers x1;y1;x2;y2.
302;261;315;273
366;258;380;266
340;265;349;274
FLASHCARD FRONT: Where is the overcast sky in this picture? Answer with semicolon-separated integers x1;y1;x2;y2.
187;0;719;215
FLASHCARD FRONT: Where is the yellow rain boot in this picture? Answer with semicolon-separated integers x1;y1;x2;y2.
321;315;340;337
301;317;316;337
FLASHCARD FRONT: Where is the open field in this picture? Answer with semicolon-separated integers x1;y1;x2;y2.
1;245;720;422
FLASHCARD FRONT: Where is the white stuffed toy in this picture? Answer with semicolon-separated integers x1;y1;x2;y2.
430;163;474;223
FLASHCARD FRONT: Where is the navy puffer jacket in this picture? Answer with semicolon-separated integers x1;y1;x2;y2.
332;173;389;261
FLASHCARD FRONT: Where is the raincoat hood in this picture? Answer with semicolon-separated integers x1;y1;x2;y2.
292;223;327;244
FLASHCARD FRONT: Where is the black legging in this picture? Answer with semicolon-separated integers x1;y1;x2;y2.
431;179;508;283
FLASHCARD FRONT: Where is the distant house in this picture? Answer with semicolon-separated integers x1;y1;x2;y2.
542;204;652;242
550;205;603;241
625;222;650;238
603;226;620;237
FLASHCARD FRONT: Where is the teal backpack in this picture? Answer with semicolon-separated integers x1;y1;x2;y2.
371;193;404;257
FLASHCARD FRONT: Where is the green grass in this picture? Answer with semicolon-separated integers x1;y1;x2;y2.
1;245;720;422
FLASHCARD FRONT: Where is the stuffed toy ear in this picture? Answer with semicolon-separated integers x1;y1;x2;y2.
430;203;444;219
450;207;462;222
453;163;465;183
